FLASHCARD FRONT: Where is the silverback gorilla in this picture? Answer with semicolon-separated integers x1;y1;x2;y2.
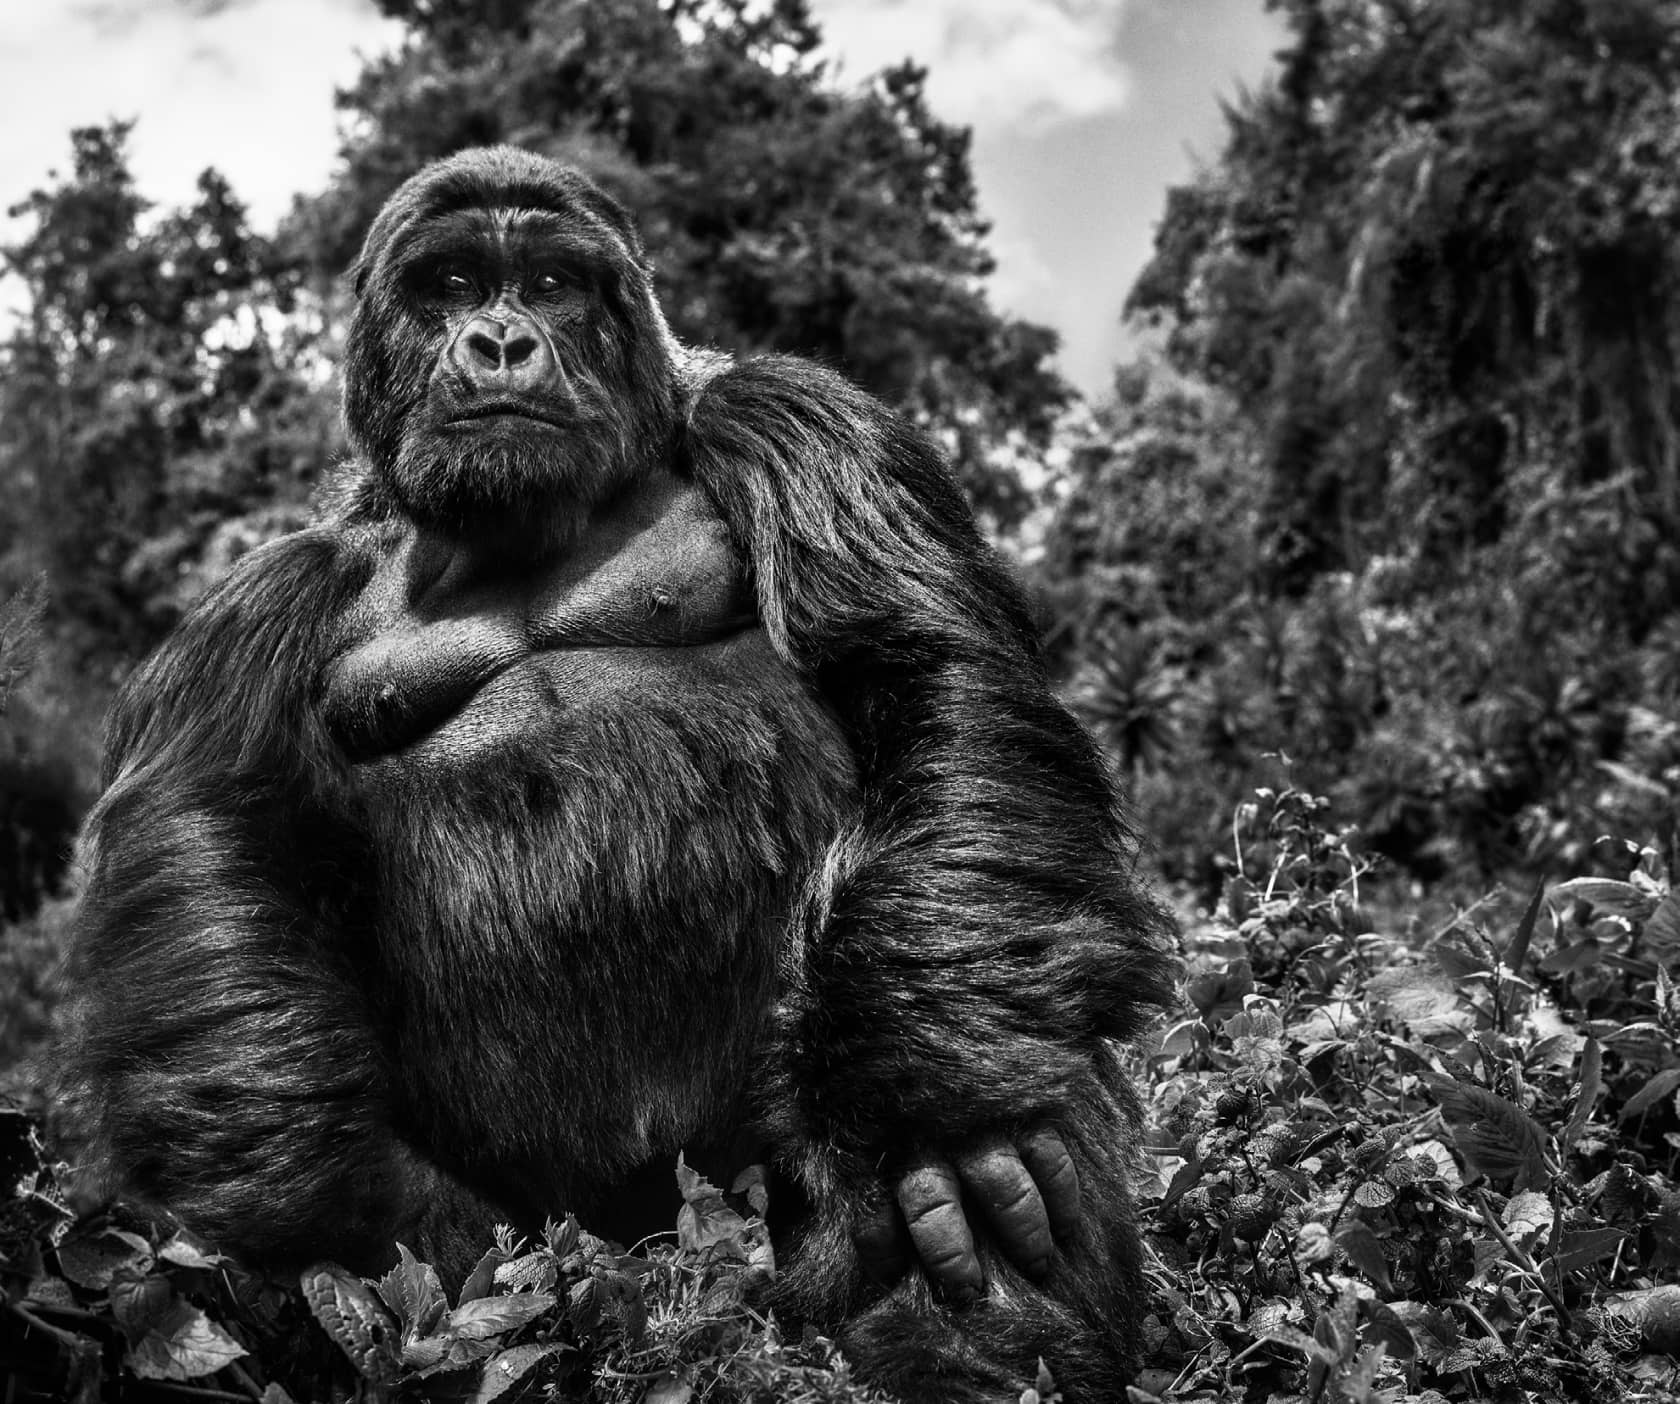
66;148;1174;1401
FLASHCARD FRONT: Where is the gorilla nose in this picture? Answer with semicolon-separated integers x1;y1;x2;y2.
451;315;552;390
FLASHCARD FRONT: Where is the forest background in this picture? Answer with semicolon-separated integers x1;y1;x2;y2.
8;1;1680;1400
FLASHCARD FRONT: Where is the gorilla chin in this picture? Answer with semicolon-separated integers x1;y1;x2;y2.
394;409;637;549
64;143;1174;1404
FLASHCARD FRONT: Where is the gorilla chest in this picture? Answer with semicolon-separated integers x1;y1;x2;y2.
314;478;856;1167
320;472;855;897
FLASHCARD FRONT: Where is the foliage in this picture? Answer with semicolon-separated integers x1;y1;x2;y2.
0;123;332;670
1132;783;1680;1402
1039;0;1680;892
0;1128;1007;1403
14;787;1680;1400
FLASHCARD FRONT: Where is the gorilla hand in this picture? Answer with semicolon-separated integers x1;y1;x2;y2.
854;1128;1080;1296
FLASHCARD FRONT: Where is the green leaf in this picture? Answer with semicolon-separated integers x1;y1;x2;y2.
399;1334;450;1370
643;1376;694;1404
1503;880;1546;971
1549;877;1657;923
471;1343;568;1404
376;1242;448;1339
1643;892;1680;960
1388;1301;1459;1366
156;1233;225;1270
1157;1018;1206;1059
1366;968;1471;1038
1256;1322;1339;1365
494;1251;559;1294
1549;1227;1628;1277
675;1155;751;1253
1335;1221;1390;1288
117;1283;247;1382
1539;937;1605;974
300;1262;399;1383
456;1245;509;1307
57;1227;154;1289
1560;1036;1603;1157
1620;1066;1680;1120
445;1292;556;1340
1502;1190;1554;1245
1604;1284;1680;1354
1429;933;1494;984
1359;1301;1414;1361
1425;1075;1548;1189
731;1164;771;1218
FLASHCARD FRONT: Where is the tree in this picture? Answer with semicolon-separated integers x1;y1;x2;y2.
0;124;333;667
1129;0;1680;613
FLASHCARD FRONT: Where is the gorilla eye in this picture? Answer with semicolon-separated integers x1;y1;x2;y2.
530;270;578;297
428;263;477;298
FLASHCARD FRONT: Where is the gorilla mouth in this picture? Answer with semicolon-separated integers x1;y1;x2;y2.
446;402;566;429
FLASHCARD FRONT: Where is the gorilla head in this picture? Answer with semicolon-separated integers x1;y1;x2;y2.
342;147;680;554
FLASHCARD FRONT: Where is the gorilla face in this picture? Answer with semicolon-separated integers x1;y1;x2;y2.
341;147;679;554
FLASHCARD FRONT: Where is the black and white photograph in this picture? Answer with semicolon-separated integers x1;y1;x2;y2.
1;3;1676;1402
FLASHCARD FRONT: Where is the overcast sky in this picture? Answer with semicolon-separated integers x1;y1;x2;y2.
0;0;1284;398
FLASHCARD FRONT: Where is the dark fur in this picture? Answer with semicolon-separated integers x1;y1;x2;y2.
65;147;1175;1402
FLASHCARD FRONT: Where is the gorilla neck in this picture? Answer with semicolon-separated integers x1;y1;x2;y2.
387;438;654;562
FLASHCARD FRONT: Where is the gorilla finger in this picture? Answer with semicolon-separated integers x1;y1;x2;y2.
1020;1127;1081;1239
853;1198;911;1284
955;1141;1053;1279
896;1161;982;1298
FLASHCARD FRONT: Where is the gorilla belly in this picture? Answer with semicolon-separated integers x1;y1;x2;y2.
344;630;856;1209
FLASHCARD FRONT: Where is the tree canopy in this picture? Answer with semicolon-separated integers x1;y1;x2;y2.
1044;0;1680;884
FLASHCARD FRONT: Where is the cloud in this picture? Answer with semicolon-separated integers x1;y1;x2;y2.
1;0;400;227
807;0;1133;132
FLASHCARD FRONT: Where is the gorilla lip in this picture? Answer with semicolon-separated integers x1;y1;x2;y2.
446;401;566;429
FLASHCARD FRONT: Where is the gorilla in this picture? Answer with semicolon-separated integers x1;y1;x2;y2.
65;147;1174;1402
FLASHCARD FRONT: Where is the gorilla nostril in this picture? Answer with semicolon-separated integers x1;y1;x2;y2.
503;333;539;368
465;331;503;367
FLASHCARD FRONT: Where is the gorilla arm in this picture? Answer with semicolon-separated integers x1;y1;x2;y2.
684;357;1176;1291
66;530;499;1274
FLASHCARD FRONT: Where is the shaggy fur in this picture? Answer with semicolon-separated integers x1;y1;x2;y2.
65;147;1176;1402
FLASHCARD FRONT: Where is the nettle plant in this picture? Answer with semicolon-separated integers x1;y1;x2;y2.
1136;782;1680;1404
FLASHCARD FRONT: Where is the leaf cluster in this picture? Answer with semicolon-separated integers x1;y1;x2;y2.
1135;781;1680;1403
0;1142;931;1404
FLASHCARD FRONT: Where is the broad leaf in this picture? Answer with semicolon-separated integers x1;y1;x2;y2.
1388;1301;1459;1366
445;1292;557;1340
472;1343;568;1404
1334;1221;1390;1288
1502;1190;1553;1245
118;1285;247;1382
1620;1066;1680;1121
1425;1076;1548;1189
376;1242;448;1339
57;1227;154;1289
300;1262;399;1383
1549;1227;1628;1276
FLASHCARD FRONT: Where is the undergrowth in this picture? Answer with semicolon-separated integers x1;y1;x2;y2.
6;783;1680;1401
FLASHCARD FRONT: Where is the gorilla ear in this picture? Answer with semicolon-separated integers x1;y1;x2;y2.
349;258;370;300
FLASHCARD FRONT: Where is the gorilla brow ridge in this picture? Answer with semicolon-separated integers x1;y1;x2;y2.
393;212;630;295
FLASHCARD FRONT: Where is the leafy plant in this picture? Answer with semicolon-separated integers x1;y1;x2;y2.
1138;785;1680;1403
